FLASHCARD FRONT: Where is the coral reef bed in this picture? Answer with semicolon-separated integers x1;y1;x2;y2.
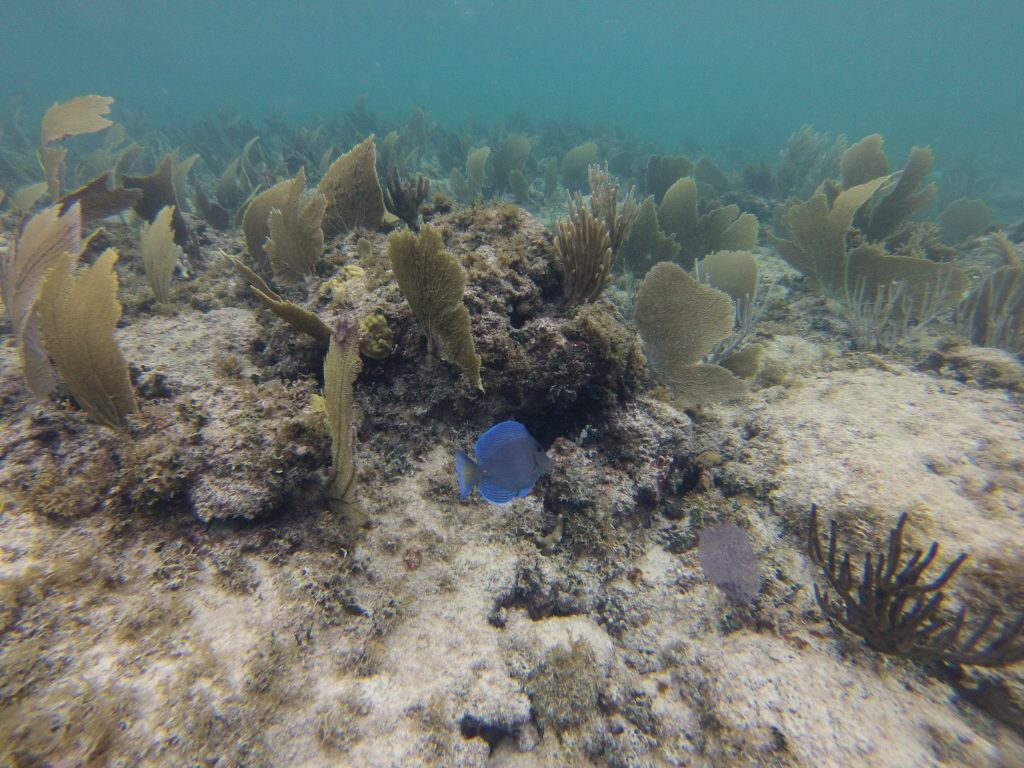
1;202;1023;767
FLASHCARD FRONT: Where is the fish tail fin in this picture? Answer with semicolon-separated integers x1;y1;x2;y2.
455;451;479;499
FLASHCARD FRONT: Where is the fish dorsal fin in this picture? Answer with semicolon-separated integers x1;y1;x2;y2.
474;420;530;464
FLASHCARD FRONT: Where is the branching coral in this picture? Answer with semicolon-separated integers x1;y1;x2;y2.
382;167;429;231
554;192;614;307
956;265;1024;353
587;163;639;257
808;506;1024;668
554;165;639;306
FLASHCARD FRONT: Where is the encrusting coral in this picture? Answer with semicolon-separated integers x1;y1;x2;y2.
358;313;394;359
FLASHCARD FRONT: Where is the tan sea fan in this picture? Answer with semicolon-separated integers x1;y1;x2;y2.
41;95;115;146
36;248;137;430
634;261;746;408
317;135;385;240
323;317;363;512
388;225;482;390
0;202;84;396
265;168;327;284
140;205;182;302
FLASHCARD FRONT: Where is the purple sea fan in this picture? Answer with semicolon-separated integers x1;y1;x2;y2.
698;523;761;604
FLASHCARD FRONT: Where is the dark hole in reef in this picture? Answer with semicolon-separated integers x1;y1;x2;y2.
661;458;702;512
509;305;530;329
489;570;587;623
522;395;610;450
459;714;514;755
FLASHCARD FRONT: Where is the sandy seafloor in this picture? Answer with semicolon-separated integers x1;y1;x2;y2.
0;208;1022;768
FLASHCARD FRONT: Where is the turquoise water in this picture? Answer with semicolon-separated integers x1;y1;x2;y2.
2;0;1022;173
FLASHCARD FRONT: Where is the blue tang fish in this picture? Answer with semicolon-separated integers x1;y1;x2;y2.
455;421;552;504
